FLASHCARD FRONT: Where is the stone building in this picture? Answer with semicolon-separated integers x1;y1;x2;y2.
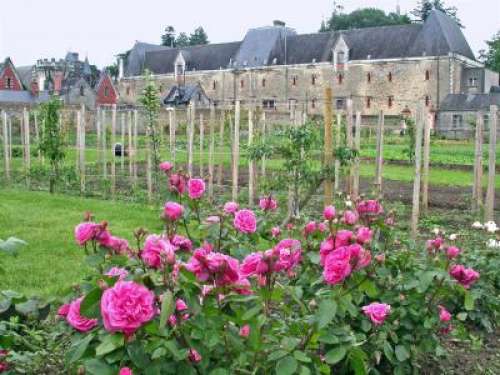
117;10;498;127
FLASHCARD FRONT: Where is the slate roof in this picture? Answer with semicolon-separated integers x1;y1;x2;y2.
163;83;208;105
285;32;336;64
0;90;50;104
123;42;171;77
16;65;34;88
440;93;500;111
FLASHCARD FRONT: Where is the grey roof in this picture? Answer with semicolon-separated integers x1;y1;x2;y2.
163;84;208;105
490;86;500;94
0;90;50;104
440;93;500;111
285;32;336;64
123;42;171;77
16;65;34;88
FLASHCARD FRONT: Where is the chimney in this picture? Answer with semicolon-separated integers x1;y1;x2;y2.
30;80;39;96
273;20;285;27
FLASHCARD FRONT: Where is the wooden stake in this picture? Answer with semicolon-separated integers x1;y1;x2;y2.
334;113;341;193
232;100;240;201
374;110;384;198
120;111;125;172
472;111;484;211
411;106;424;239
133;109;138;183
34;112;41;162
199;112;204;177
248;105;255;205
346;98;354;195
23;108;30;188
101;108;107;178
208;104;216;201
352;111;361;198
421;108;431;212
128;111;133;178
485;105;498;222
216;110;225;186
323;87;334;205
2;111;10;182
188;103;195;177
260;110;267;178
146;123;153;202
79;104;86;193
111;104;117;198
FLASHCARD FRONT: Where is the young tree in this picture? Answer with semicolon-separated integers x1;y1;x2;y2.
321;7;410;31
189;27;209;46
175;32;190;48
411;0;462;27
161;25;176;47
104;63;119;81
479;31;500;73
139;71;162;189
38;98;65;193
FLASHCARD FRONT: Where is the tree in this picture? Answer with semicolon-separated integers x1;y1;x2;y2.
161;25;176;47
189;26;209;46
175;32;190;48
479;31;500;73
321;7;410;31
38;98;65;193
411;0;463;27
105;63;119;81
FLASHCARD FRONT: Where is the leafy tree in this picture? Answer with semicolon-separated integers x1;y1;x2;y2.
104;63;119;81
411;0;463;27
38;98;65;193
321;8;410;31
161;25;176;47
175;32;190;48
479;31;500;73
139;71;162;190
189;26;209;46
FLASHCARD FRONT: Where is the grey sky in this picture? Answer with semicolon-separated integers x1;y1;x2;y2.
0;0;498;68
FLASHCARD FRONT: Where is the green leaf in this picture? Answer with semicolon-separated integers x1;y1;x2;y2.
383;341;395;364
66;334;94;364
84;358;114;375
464;291;474;311
0;296;12;313
242;305;261;320
268;350;289;361
325;346;346;365
456;312;467;321
276;356;298;375
395;345;410;362
14;298;39;316
159;290;174;328
128;341;150;367
95;333;124;356
293;350;311;363
80;288;103;319
315;299;337;329
360;279;379;298
210;370;230;375
348;348;367;375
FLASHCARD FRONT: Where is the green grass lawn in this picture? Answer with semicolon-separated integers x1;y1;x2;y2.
0;189;163;297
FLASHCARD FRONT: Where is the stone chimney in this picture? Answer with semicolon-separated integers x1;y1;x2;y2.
273;20;285;27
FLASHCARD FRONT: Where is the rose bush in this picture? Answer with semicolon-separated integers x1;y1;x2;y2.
28;165;492;374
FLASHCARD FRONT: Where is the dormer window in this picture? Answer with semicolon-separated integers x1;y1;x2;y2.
176;64;184;76
336;51;345;65
104;87;109;97
80;85;85;96
468;77;477;87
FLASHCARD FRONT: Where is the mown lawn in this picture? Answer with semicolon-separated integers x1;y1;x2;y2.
0;189;162;297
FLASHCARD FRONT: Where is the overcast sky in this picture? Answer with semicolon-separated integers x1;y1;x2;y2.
0;0;498;68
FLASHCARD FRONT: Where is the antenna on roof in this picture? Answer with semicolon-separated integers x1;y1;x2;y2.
396;0;401;16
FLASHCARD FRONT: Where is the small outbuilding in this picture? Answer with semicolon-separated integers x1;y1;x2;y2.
162;83;210;108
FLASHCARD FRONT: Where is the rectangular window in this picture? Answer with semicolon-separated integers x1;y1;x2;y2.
335;98;345;110
468;77;477;87
262;99;276;109
262;78;266;87
104;87;109;97
6;77;12;89
388;72;393;82
367;73;371;83
311;99;316;109
483;114;490;131
366;96;371;108
388;96;393;108
240;80;244;88
212;80;217;90
452;114;463;129
292;76;297;86
311;74;316;85
337;74;343;85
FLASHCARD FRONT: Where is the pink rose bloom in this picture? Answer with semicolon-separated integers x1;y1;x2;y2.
348;244;372;270
101;281;155;336
105;267;128;281
66;297;98;332
356;227;373;245
304;221;317;237
446;246;460;259
239;324;251;337
318;222;327;232
286;223;294;231
449;265;480;289
259;196;278;211
188;178;206;199
233;276;253;295
375;254;386;263
240;252;268;277
57;303;70;317
271;226;281;238
164;202;184;221
204;216;220;225
335;230;354;248
426;237;444;252
189;348;202;363
0;362;8;373
223;201;239;214
171;234;192;251
343;210;358;225
185;248;240;287
438;305;452;322
323;205;336;221
273;239;302;272
322;247;352;285
319;236;335;265
100;236;129;254
141;235;176;268
159;161;173;173
169;173;186;194
356;200;383;216
362;302;391;325
74;222;100;246
119;368;133;375
234;209;257;234
175;298;188;311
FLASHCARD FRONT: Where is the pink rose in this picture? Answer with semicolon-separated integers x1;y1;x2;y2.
335;230;354;248
343;210;358;225
171;234;192;251
356;227;373;245
159;161;173;173
449;265;480;289
240;252;268;277
141;235;176;269
189;348;202;363
188;178;206;199
318;222;327;232
356;200;383;216
348;244;371;270
57;303;70;317
100;236;129;254
119;368;133;375
438;305;451;322
259;196;278;211
426;237;444;252
323;205;336;221
234;209;257;234
375;254;385;263
272;239;302;272
175;298;188;311
169;173;186;194
446;246;460;259
66;297;98;332
223;201;239;214
164;202;184;221
185;248;240;287
362;302;391;325
322;247;352;285
105;267;128;281
74;222;100;246
271;226;281;238
101;281;155;336
239;324;251;337
304;221;317;237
